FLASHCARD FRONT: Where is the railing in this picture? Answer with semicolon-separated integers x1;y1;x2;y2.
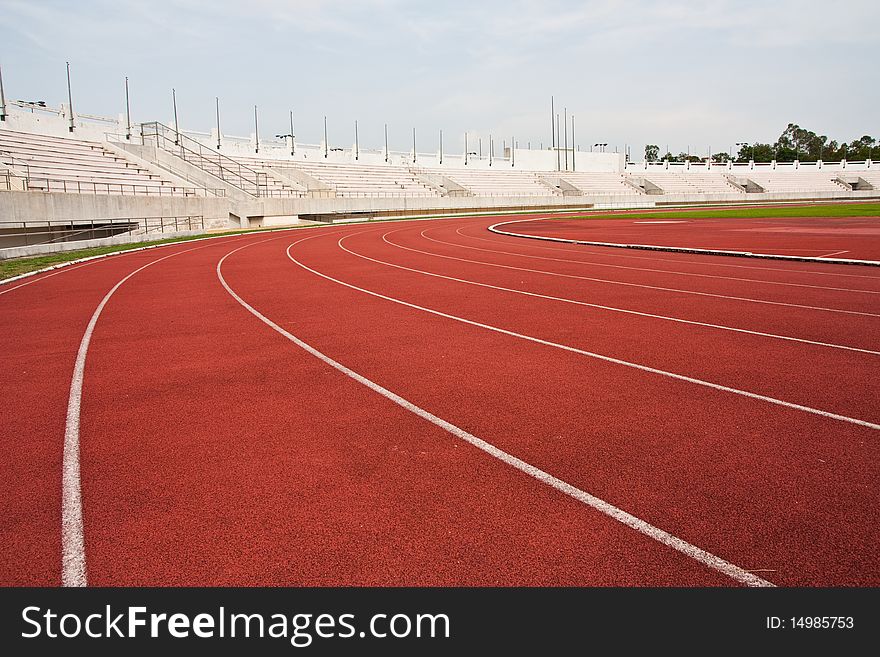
0;170;221;197
0;215;204;248
141;121;272;197
0;149;30;177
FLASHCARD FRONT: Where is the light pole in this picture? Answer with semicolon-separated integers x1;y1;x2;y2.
253;105;259;154
66;61;74;132
215;97;221;149
124;76;131;140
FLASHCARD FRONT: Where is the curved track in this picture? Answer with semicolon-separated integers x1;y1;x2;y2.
2;214;878;586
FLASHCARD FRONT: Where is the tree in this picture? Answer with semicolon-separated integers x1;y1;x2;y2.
645;144;659;162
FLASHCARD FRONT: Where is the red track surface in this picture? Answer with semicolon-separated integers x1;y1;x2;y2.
1;212;878;587
504;213;880;261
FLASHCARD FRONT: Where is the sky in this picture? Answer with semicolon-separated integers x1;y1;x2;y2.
1;0;878;156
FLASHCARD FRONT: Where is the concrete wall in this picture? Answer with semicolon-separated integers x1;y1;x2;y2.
0;189;232;228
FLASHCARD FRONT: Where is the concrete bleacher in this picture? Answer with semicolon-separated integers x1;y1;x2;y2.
744;170;847;193
223;155;308;196
557;172;641;195
638;171;743;194
434;167;554;196
0;129;195;195
287;161;439;197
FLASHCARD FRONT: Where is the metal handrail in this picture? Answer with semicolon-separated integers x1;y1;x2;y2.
0;149;30;177
141;121;271;197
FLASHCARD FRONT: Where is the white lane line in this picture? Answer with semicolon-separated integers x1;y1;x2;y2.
461;224;880;281
365;231;878;355
819;250;850;258
432;226;880;295
295;233;880;431
216;237;775;588
375;229;880;319
0;261;98;297
60;239;243;587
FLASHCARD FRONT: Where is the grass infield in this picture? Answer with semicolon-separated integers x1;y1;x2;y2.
560;201;880;222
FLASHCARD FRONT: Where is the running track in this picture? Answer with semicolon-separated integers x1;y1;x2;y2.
502;213;880;261
1;214;878;587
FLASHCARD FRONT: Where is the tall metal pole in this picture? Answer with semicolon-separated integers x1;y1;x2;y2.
0;62;6;121
216;97;221;149
66;61;75;132
124;76;131;140
254;105;259;154
571;114;575;171
511;136;514;167
412;127;416;164
464;132;468;166
323;116;328;158
489;134;493;166
439;128;443;165
384;123;389;163
550;95;555;166
479;138;482;160
354;120;359;160
556;114;560;171
290;110;295;156
563;107;568;171
172;88;179;145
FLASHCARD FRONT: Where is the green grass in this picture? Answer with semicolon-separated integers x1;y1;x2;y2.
0;226;313;281
559;201;880;222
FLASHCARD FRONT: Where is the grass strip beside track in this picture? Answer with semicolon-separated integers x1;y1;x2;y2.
0;228;312;281
559;202;880;222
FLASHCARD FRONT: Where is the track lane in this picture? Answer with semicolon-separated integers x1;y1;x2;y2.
505;215;880;262
385;225;880;352
0;238;252;585
233;230;876;585
453;221;880;285
76;233;737;586
331;227;879;424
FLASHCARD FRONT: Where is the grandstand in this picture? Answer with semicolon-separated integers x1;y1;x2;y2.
556;172;641;195
431;167;556;196
1;99;878;257
286;160;440;197
0;128;199;196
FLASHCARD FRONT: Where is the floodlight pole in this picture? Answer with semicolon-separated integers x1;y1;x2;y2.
563;107;568;171
216;97;221;149
290;110;295;156
571;114;575;171
556;114;560;171
464;132;468;166
254;105;259;154
124;76;131;140
439;129;443;165
384;123;389;163
66;61;75;132
550;95;555;169
412;127;417;164
323;116;328;158
354;120;359;160
489;134;493;166
0;62;6;121
511;136;514;167
172;88;179;145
